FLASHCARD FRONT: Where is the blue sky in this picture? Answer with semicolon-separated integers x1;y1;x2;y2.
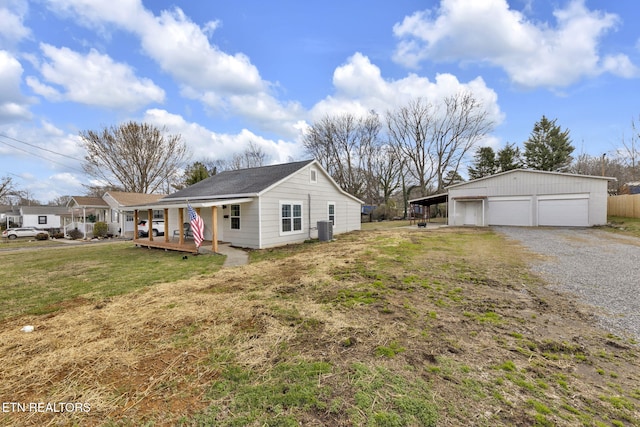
1;0;639;202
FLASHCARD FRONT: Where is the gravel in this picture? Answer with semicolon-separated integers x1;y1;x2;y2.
494;226;640;342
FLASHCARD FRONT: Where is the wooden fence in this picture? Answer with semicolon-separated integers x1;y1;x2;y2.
608;194;640;218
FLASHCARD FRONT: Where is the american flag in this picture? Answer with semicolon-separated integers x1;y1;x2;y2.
187;202;204;248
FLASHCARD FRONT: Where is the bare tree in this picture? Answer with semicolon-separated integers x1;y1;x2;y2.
80;121;188;194
618;117;640;181
431;92;494;191
371;144;402;206
386;98;435;197
228;141;270;170
303;112;381;201
0;176;15;204
387;93;494;194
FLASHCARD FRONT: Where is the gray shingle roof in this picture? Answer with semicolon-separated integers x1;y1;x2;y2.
164;160;315;201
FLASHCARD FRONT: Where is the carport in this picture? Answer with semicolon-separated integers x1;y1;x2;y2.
409;193;448;224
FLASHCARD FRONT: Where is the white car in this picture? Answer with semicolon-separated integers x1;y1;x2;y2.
138;220;165;237
2;227;49;240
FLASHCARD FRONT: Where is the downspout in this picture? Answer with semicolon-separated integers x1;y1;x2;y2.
308;193;311;239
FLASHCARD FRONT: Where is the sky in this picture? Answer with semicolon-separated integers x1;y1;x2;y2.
1;0;639;203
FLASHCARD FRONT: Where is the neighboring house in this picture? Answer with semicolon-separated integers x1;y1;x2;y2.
131;159;363;250
65;192;165;239
620;181;640;195
20;206;68;231
0;205;21;228
103;191;165;237
410;169;613;227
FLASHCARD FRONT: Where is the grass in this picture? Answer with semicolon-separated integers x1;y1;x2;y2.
0;241;225;320
1;227;639;426
605;216;640;238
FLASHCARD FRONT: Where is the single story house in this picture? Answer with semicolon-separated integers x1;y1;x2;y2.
20;206;68;231
66;192;165;238
411;169;613;227
130;159;363;251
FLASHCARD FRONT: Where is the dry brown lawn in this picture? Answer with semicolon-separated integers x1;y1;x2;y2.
1;227;638;426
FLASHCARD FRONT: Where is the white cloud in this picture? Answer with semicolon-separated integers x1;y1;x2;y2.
311;53;504;126
42;0;301;136
0;50;32;123
26;44;165;110
0;1;31;46
142;109;302;165
392;0;638;88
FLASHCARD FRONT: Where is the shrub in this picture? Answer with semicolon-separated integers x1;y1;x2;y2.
93;222;108;238
35;233;49;241
68;229;83;240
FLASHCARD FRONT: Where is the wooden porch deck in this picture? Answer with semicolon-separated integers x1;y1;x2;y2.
133;237;215;254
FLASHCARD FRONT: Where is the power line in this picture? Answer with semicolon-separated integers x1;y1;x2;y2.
0;135;86;174
0;132;85;162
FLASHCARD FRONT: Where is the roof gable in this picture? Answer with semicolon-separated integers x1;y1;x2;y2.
68;196;109;208
164;160;315;200
104;191;165;207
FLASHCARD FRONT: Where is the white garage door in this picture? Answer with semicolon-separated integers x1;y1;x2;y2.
538;196;589;226
487;197;532;226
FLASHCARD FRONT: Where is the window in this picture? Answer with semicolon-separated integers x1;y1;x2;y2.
38;216;47;225
152;210;163;220
281;202;303;234
230;204;241;230
310;168;317;183
328;203;335;225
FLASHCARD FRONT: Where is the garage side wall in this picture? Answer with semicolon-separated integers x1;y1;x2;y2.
447;170;610;227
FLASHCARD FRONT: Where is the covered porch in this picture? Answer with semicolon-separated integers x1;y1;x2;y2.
131;197;253;254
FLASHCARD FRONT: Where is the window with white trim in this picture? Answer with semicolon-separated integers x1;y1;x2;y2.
310;168;317;183
280;201;303;234
328;202;335;225
230;204;241;230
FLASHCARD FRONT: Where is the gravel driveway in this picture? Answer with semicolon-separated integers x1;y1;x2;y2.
494;226;640;342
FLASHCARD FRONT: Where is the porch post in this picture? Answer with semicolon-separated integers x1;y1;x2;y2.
163;208;169;242
134;210;139;239
178;208;184;244
211;206;218;253
83;207;87;239
147;209;153;241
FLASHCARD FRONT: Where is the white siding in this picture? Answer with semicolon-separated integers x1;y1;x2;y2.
22;214;61;228
259;163;361;248
447;170;610;227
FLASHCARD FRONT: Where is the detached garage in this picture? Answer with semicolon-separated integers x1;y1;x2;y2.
446;169;612;227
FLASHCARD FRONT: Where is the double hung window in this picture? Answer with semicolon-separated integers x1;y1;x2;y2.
281;202;303;234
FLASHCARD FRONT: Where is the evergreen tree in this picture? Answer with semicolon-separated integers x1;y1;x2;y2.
523;116;574;171
443;169;464;187
496;142;523;172
184;161;213;186
468;146;497;179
